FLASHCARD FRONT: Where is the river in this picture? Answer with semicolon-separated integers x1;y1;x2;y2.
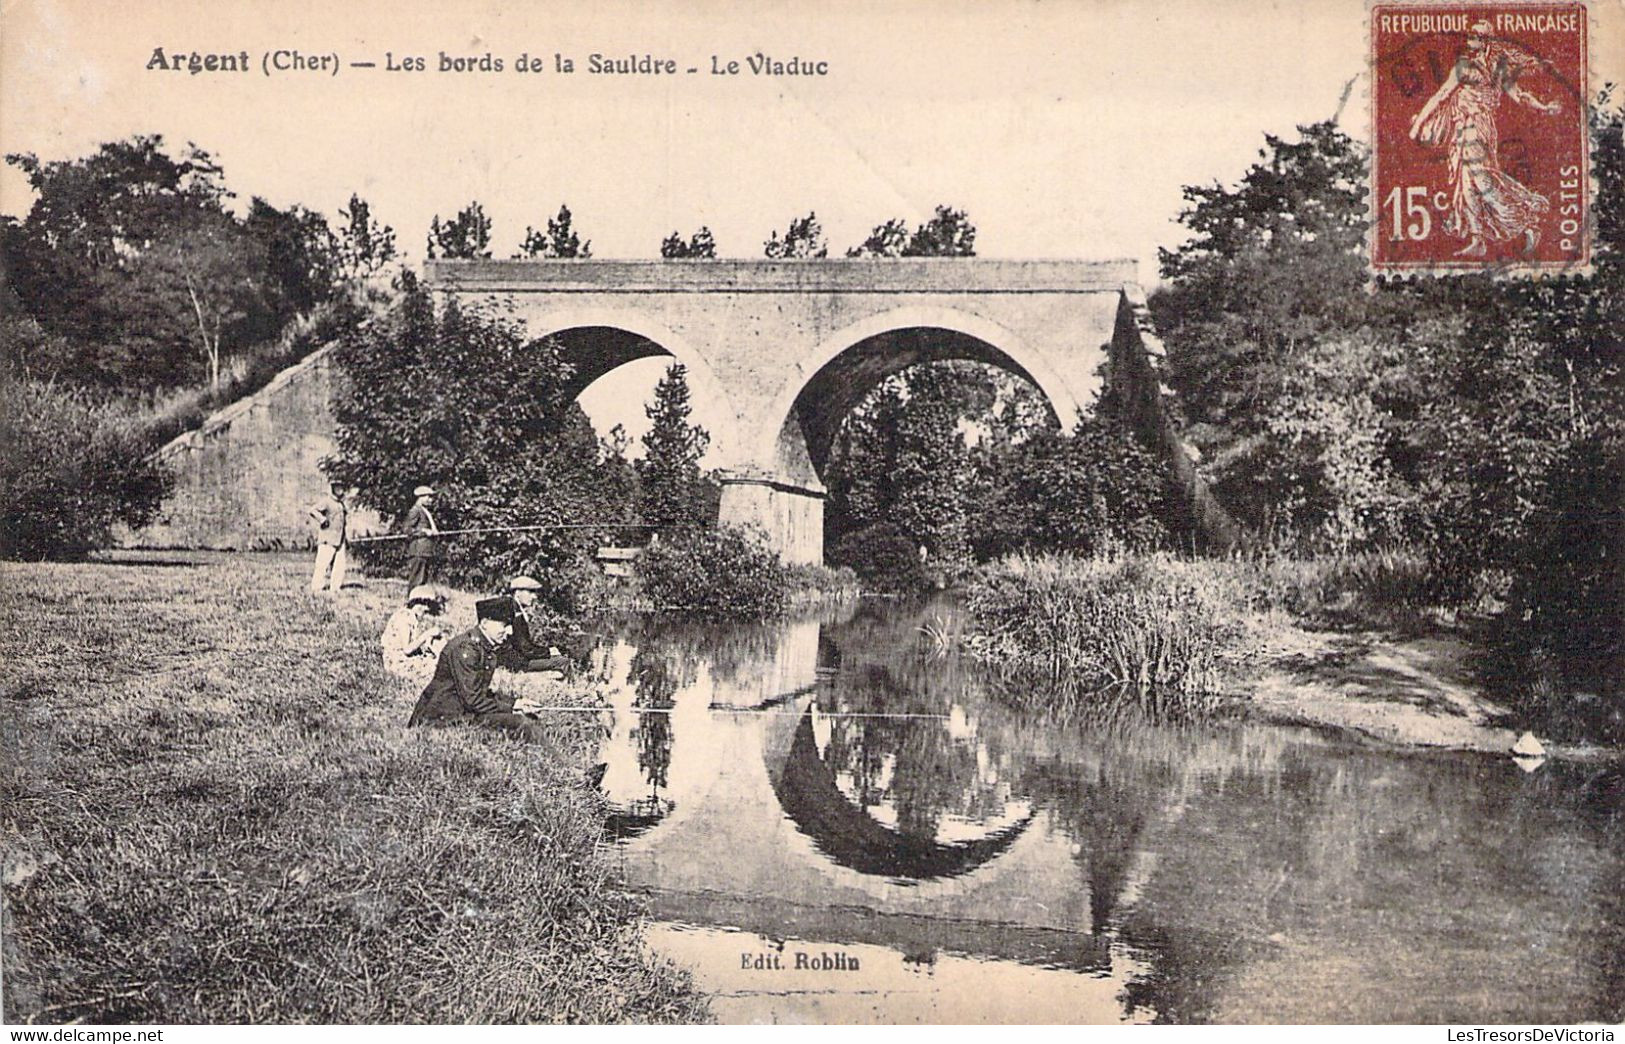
582;595;1623;1024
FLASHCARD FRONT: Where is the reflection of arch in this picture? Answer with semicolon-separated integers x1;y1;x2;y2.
524;310;736;465
767;708;1033;881
754;306;1086;473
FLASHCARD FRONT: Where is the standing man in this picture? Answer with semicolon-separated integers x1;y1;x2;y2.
307;480;349;594
407;596;540;740
401;485;440;593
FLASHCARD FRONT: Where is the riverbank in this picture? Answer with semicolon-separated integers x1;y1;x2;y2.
0;551;708;1023
963;553;1618;762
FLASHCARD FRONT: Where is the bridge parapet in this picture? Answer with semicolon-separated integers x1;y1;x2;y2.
426;257;1138;294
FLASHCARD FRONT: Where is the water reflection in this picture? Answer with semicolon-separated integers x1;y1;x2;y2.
586;597;1624;1024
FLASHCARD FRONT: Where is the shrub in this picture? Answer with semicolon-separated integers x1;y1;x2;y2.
636;526;792;618
829;521;929;592
1491;430;1624;742
0;373;172;559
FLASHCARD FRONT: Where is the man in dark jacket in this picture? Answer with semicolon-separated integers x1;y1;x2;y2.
497;575;586;674
408;597;540;740
401;485;440;593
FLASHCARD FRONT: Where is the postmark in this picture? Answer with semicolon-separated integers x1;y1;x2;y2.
1370;1;1590;276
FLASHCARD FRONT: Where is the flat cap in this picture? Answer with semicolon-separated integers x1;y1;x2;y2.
475;597;516;624
508;575;542;591
413;485;436;497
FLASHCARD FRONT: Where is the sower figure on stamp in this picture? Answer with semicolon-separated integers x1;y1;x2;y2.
1408;20;1562;257
400;484;441;595
307;480;349;594
407;596;544;741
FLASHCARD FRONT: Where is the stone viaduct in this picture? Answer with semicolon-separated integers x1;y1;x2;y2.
427;258;1236;564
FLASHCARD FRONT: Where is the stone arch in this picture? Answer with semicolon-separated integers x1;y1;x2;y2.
754;306;1084;472
752;305;1087;482
520;309;738;467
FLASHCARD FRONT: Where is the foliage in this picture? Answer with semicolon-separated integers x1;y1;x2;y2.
326;274;638;591
1151;120;1375;532
827;521;929;593
638;363;717;530
0;370;172;559
426;201;493;260
3;135;336;390
762;212;828;258
635;526;793;618
971;408;1176;561
847;205;976;258
336;193;398;281
245;197;339;317
964;553;1241;704
824;362;998;579
516;204;591;259
1491;429;1624;741
660;227;717;259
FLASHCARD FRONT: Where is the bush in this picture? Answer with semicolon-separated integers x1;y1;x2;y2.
0;373;172;559
1491;430;1624;741
828;521;929;592
636;526;793;618
972;413;1178;561
1228;547;1443;626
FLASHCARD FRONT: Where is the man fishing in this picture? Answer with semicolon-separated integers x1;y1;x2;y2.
407;596;543;740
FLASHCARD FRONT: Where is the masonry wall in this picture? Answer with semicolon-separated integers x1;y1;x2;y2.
116;347;381;550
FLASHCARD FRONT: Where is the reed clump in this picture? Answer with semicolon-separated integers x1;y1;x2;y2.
964;553;1248;709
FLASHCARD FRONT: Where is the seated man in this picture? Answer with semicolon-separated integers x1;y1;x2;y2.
498;575;583;675
381;585;448;681
407;596;540;740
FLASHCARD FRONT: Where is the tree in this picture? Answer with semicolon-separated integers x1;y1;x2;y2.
336;193;398;281
660;227;717;259
245;198;337;318
135;212;267;389
848;205;976;258
846;218;908;258
824;362;1001;580
638;363;716;530
426;201;493;260
327;273;636;592
763;212;827;258
1151;121;1399;540
2;135;257;386
516;204;591;258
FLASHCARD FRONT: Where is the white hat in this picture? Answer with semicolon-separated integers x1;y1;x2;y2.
413;485;435;497
406;584;441;605
508;575;542;591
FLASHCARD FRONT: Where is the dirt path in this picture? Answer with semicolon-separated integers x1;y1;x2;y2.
1245;627;1522;754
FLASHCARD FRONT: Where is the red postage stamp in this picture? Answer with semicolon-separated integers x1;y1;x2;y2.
1370;1;1590;275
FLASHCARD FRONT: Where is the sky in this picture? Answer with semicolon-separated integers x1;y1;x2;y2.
3;0;1620;442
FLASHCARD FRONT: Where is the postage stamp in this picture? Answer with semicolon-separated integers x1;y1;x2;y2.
1369;1;1590;276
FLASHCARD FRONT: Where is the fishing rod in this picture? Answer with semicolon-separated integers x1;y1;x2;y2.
349;521;701;545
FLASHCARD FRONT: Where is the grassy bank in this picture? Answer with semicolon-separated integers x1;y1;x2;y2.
963;550;1474;719
0;552;708;1024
